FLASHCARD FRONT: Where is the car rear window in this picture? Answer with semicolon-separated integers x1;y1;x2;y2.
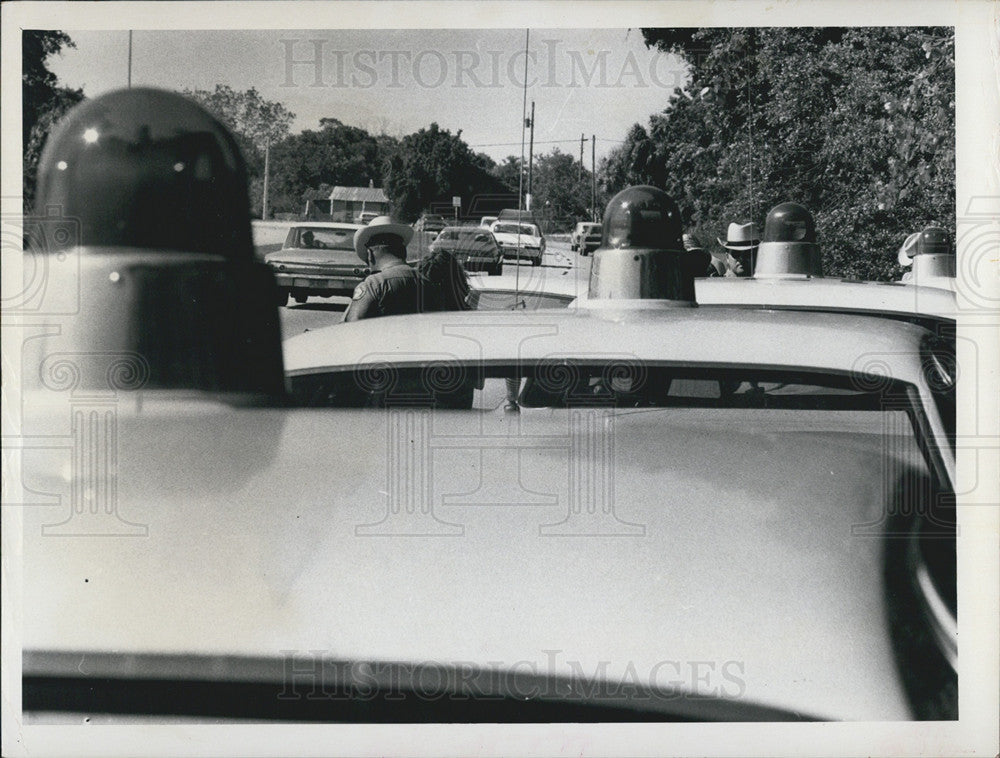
286;227;356;251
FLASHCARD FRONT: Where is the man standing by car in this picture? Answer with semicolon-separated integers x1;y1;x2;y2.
343;216;422;321
717;221;761;277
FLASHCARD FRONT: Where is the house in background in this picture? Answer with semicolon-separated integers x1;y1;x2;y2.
329;185;390;222
302;184;391;221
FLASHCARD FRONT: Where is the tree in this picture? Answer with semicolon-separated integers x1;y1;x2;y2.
185;85;294;218
383;123;508;222
266;119;383;216
604;27;955;280
22;31;84;210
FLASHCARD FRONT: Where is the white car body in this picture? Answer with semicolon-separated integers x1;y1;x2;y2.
490;221;546;265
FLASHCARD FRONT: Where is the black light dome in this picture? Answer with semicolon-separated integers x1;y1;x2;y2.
35;87;254;262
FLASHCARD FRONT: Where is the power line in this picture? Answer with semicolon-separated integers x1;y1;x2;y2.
470;137;626;148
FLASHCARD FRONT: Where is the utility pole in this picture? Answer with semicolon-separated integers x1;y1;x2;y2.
127;31;133;88
579;133;585;180
262;135;270;220
526;101;535;210
591;135;597;223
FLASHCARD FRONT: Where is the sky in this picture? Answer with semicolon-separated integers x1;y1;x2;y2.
48;28;687;165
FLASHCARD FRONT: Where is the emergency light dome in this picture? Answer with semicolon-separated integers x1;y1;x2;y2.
753;202;824;279
587;186;706;302
36;88;254;261
909;225;956;283
27;88;284;399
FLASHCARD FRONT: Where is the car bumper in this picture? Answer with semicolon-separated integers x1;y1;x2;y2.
271;272;363;293
499;246;542;260
455;255;502;271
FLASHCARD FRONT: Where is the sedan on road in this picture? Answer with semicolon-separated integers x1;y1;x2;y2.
571;222;602;255
428;226;503;275
491;221;545;266
264;222;367;306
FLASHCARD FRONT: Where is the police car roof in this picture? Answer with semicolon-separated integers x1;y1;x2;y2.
695;276;956;321
284;306;934;385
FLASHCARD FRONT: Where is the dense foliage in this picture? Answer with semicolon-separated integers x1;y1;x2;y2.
22;31;83;211
383;123;508;222
493;150;600;232
265;118;383;216
601;28;954;280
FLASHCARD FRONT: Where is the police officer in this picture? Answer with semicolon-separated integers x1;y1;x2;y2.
343;216;421;321
717;222;761;277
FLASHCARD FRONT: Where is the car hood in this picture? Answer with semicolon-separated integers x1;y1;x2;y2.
19;394;918;720
265;248;362;267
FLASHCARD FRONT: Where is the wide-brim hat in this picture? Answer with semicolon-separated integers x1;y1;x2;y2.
718;222;761;251
354;215;414;257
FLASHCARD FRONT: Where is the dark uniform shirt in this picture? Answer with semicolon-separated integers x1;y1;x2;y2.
343;261;422;321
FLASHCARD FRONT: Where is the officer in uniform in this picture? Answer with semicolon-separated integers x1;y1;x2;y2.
343;216;421;321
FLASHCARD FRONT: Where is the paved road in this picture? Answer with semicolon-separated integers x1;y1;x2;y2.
279;238;589;340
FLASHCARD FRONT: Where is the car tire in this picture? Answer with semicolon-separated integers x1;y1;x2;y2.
531;256;541;267
294;293;308;304
489;261;502;276
276;287;289;307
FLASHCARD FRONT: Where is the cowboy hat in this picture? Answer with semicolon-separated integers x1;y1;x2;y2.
717;222;761;251
353;215;414;258
897;231;919;267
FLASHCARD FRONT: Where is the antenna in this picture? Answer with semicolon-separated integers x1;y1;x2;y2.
515;28;530;302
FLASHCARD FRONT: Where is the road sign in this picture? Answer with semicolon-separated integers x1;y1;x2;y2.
452;196;461;207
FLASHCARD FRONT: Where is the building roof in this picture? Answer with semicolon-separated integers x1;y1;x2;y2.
329;186;389;203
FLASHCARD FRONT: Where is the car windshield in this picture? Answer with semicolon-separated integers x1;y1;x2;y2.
494;223;537;236
290;361;920;413
286;227;355;251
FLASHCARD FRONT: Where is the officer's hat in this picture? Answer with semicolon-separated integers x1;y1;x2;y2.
29;88;284;399
354;216;414;261
587;186;707;302
752;202;823;278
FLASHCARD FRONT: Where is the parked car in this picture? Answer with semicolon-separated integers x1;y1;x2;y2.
490;220;545;266
356;211;379;225
413;213;448;234
428;226;503;275
571;222;602;254
21;303;955;722
280;306;957;721
479;215;498;229
264;222;366;306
